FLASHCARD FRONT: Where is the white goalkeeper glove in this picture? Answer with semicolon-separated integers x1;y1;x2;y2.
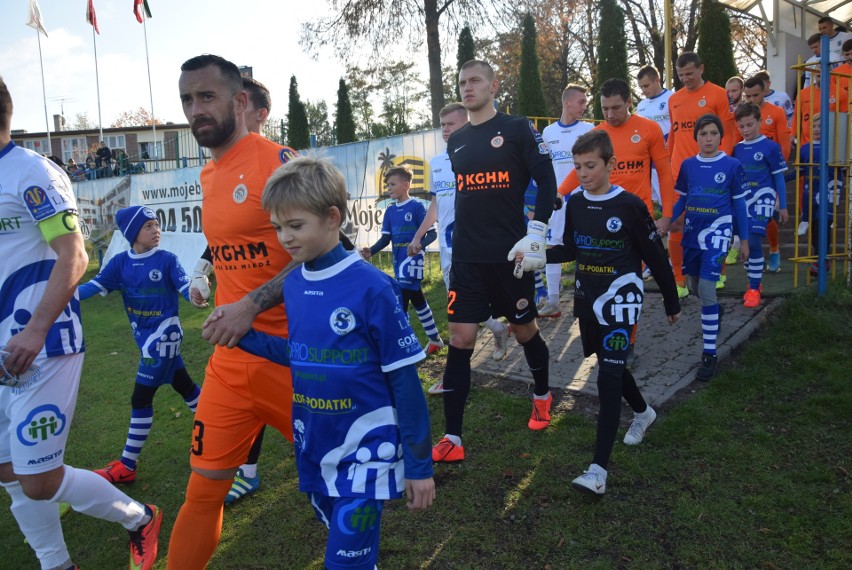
507;220;547;278
190;259;213;308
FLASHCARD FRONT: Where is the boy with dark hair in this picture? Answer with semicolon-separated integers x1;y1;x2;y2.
362;165;444;354
235;155;435;569
672;114;749;380
78;206;202;483
546;130;680;495
732;102;788;307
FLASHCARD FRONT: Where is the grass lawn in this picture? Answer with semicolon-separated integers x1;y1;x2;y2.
1;255;850;569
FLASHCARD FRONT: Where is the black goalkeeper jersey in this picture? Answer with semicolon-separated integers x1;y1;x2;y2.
447;112;556;263
547;185;680;325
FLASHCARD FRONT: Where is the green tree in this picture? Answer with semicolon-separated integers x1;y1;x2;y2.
305;100;334;147
593;0;628;119
697;0;738;88
334;78;357;144
518;13;547;118
301;0;494;127
287;75;310;149
455;25;475;100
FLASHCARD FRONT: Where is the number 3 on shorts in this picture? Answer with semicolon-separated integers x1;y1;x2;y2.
447;290;457;315
191;419;204;456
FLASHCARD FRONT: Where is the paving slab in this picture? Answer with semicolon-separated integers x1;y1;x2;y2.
469;290;783;406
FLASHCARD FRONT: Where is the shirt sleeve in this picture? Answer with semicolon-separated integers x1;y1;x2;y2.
387;364;433;480
649;123;675;217
236;329;290;366
545;192;577;264
522;121;557;223
631;200;680;316
168;254;192;302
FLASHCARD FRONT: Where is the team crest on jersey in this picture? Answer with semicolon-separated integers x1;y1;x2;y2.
233;184;248;204
606;217;623;233
765;117;773;125
714;172;726;184
16;404;67;446
149;269;162;282
404;212;413;222
698;98;707;107
630;134;641;144
753;152;764;162
659;102;666;110
23;185;56;220
592;274;644;326
491;136;504;148
516;298;529;310
330;307;356;336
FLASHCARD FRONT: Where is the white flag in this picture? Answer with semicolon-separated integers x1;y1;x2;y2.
26;0;48;37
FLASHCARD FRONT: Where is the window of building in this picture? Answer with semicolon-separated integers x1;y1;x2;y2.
104;134;126;152
23;139;50;154
140;141;163;160
61;137;89;163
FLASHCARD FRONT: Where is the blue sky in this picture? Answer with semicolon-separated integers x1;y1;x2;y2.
2;0;357;132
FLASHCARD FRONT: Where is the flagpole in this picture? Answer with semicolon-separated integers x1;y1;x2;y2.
91;25;104;141
35;30;52;153
142;16;158;170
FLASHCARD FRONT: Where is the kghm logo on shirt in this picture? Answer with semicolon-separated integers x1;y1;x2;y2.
456;171;510;192
17;404;66;446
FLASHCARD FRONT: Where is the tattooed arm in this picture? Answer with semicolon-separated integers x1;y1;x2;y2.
201;260;301;348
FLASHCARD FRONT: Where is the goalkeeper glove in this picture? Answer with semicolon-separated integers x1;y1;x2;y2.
190;259;213;308
507;220;547;278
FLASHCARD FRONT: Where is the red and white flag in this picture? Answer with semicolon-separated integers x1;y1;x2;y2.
134;0;152;23
26;0;48;37
87;0;99;34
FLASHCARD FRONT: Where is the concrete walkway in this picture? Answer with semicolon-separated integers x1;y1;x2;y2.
469;290;783;406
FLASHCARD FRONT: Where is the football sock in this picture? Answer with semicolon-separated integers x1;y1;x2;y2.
167;473;232;570
121;407;153;471
766;218;779;252
545;263;561;305
701;304;720;356
621;368;647;413
521;331;549;396
239;464;258;479
50;465;148;530
442;346;473;437
483;316;503;335
669;231;684;285
244;425;266;466
415;302;439;339
534;270;545;293
1;479;72;570
747;233;764;289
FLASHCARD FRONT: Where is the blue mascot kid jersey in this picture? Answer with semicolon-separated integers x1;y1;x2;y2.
381;198;428;290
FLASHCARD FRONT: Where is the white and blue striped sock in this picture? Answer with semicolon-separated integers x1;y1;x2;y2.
701;304;720;356
121;407;153;470
415;302;439;340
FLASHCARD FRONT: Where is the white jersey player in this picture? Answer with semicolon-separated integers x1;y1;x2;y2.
538;84;594;318
636;65;673;207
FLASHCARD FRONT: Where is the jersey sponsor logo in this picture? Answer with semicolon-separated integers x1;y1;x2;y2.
714;172;727;184
16;404;67;446
603;328;630;351
573;232;625;250
746;187;777;219
606;217;623;233
210;241;269;263
551;150;571;161
456;171;510;192
491;135;504;148
337;547;373;558
329;307;356;336
293;392;353;412
148;269;162;282
290;340;368;364
233;183;248;204
615;159;646;172
697;215;733;251
630;134;641;143
579;263;615;274
592;273;644;326
1;216;23;232
23;185;57;220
